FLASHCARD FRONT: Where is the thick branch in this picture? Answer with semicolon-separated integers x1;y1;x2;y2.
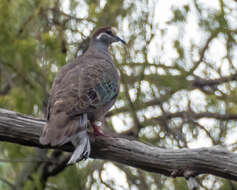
0;108;237;181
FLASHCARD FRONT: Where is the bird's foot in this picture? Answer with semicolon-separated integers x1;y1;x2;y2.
92;123;107;136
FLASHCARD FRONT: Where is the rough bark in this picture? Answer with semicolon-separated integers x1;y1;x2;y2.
0;108;237;181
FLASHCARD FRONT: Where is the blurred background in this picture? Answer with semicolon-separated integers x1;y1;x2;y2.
1;0;237;189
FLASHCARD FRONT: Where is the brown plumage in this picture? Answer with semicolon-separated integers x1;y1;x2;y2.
39;26;125;164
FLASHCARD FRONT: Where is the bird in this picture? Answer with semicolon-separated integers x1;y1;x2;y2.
39;26;126;165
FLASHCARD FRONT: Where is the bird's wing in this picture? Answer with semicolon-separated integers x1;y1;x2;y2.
40;56;119;146
50;56;119;117
46;61;78;120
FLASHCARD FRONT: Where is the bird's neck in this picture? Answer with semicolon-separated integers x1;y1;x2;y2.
88;41;112;60
91;40;109;52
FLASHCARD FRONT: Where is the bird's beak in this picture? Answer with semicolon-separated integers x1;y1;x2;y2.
115;36;126;44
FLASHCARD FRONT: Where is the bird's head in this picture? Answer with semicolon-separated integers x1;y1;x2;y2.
91;26;126;47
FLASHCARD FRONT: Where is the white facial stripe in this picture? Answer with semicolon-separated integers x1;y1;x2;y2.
96;32;113;40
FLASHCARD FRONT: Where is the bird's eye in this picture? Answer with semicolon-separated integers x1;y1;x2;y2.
105;31;113;35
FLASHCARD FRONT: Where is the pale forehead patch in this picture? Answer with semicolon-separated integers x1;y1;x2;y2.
96;27;118;40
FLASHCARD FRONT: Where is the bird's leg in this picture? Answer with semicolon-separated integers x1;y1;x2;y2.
92;122;105;136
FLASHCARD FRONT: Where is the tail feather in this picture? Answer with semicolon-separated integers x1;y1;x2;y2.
67;113;91;164
39;112;91;164
67;130;91;165
80;112;88;127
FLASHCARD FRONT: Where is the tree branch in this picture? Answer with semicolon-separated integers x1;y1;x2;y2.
0;108;237;181
151;111;237;121
192;74;237;89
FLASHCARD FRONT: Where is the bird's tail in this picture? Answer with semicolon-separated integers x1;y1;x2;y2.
40;112;91;164
67;130;91;164
67;113;91;165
